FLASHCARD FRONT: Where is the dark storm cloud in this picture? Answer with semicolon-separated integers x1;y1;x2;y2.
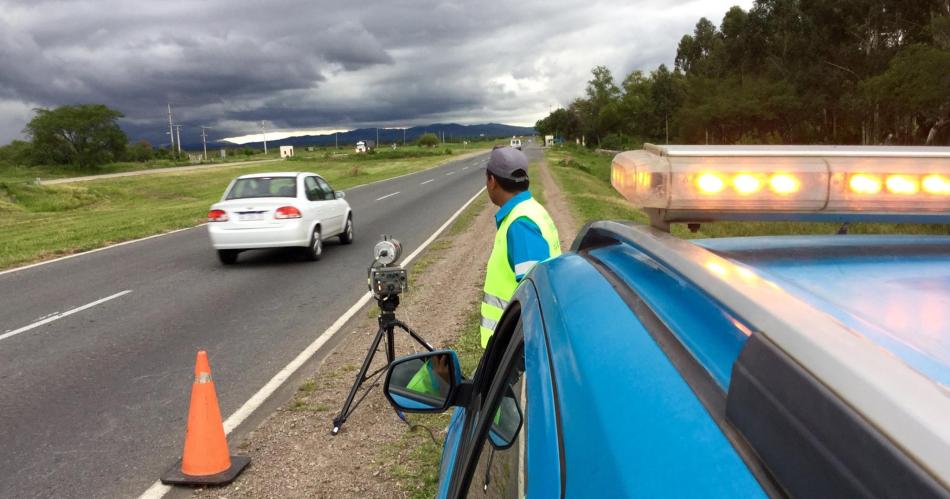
0;0;749;144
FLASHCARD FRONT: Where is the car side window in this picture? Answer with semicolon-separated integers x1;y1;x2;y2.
463;330;527;498
304;176;322;201
315;177;335;200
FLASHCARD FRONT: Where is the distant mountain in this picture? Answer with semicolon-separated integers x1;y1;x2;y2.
191;123;535;150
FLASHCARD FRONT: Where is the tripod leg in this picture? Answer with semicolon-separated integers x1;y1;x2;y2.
386;327;396;364
394;320;435;351
332;326;387;435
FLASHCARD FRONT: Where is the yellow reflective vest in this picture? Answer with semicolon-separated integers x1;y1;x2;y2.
480;197;560;347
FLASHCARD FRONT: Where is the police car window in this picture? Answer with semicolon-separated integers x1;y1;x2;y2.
464;339;526;498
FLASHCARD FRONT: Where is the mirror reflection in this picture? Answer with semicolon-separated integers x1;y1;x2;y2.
489;386;523;449
387;353;453;411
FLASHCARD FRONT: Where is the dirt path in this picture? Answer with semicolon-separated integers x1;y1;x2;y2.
190;153;575;498
537;157;579;249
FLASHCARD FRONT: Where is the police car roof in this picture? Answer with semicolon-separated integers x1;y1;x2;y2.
695;234;950;388
560;221;950;491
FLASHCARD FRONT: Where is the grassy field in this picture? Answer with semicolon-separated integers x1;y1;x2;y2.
0;143;474;184
0;153;283;184
0;147;485;270
545;145;949;239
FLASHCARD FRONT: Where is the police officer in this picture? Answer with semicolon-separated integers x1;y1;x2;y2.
480;146;561;347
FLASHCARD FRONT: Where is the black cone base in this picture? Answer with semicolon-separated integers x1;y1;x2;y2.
160;455;250;486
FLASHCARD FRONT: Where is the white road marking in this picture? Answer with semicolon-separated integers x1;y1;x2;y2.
0;290;132;343
445;171;455;176
420;179;435;185
345;149;490;191
375;191;400;201
461;166;469;170
137;186;487;499
0;227;201;277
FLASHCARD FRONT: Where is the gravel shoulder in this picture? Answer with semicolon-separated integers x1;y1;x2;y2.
189;151;576;498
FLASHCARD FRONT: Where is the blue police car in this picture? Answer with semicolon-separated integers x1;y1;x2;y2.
383;145;950;498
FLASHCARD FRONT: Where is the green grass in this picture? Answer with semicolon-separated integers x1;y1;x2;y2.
0;150;487;270
529;160;546;206
545;145;949;239
0;154;284;184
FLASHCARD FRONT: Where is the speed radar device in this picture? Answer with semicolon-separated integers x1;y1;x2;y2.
368;236;407;299
332;236;432;435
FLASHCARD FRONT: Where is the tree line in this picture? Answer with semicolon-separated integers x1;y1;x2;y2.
536;0;950;148
0;104;173;169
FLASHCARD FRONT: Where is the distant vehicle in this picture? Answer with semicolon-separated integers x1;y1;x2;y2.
207;172;353;264
355;140;376;153
510;137;522;150
383;145;950;497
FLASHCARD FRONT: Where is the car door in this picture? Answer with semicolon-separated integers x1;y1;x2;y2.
445;278;563;499
303;175;333;232
315;176;345;235
439;301;528;497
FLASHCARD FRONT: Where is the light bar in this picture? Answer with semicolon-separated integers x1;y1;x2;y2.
612;145;950;227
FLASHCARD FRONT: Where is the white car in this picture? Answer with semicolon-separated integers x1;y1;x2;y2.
207;172;353;264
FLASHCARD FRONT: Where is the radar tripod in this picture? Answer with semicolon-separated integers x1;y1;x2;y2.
331;294;433;435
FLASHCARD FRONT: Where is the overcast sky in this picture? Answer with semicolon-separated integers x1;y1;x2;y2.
0;0;750;146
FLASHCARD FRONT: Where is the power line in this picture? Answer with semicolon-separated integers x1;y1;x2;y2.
200;126;211;161
172;125;183;155
167;104;175;153
260;121;268;155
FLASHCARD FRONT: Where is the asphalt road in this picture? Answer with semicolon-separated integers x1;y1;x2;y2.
0;149;493;498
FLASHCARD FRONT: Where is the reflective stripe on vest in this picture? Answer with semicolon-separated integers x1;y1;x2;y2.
480;197;560;347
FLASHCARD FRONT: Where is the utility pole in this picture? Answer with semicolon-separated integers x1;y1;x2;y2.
167;104;175;153
335;132;338;149
376;127;379;147
200;126;210;161
173;125;183;155
403;127;406;145
260;121;268;155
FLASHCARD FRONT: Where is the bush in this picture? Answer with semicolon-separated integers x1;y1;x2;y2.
418;133;439;147
558;156;591;173
127;139;154;162
600;133;623;151
0;140;34;166
443;148;453;155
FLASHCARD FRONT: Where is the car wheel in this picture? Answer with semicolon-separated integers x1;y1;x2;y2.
305;226;323;261
339;215;354;244
218;249;239;265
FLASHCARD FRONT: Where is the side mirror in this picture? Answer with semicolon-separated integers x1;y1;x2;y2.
335;191;345;199
487;386;523;450
384;350;462;413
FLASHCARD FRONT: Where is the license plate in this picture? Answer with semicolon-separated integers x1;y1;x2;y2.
238;212;265;221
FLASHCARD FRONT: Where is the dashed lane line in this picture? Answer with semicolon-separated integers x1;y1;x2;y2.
375;192;400;201
0;290;133;343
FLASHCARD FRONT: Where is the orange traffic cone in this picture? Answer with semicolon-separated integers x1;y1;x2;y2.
161;351;250;486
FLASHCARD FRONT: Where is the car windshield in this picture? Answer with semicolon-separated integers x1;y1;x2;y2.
226;177;296;200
